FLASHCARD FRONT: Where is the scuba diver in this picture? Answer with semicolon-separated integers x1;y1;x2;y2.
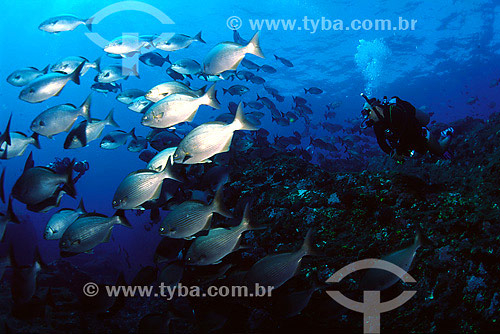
47;157;89;184
360;93;454;163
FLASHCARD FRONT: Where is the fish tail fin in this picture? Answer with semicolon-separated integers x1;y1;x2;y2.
41;64;50;74
93;56;101;73
130;63;140;79
232;103;259;131
0;167;5;204
242;101;247;108
203;84;221;109
0;114;12;146
62;159;77;198
211;185;233;218
222;88;228;95
194;31;205;43
415;229;423;249
129;127;137;140
31;132;41;149
246;32;264;58
165;54;171;65
256;93;261;101
85;17;94;32
104;109;120;128
300;228;315;256
304;88;309;94
70;61;85;85
118;83;123;92
77;198;87;214
161;159;181;182
79;94;92;121
238;203;265;232
113;210;132;228
238;203;252;232
274;54;279;60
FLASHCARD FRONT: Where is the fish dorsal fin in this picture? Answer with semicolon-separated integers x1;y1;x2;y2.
130;169;158;176
77;199;87;214
81;212;108;218
23;152;34;171
13;131;27;137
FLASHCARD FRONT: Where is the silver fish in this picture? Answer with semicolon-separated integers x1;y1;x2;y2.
0;132;41;159
185;204;254;265
127;136;148;152
153;31;205;52
104;35;150;56
64;109;119;149
51;56;100;76
360;232;422;291
44;199;86;240
59;211;131;254
7;65;49;87
141;84;220;129
202;32;264;75
171;59;202;76
144;82;205;103
112;160;180;210
31;94;91;138
173;103;258;164
116;89;145;105
97;64;139;83
38;15;93;33
159;186;232;239
100;128;136;150
128;96;152;113
244;229;313;290
147;147;177;172
19;61;85;103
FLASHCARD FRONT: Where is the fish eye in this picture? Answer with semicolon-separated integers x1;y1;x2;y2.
159;227;165;233
104;73;110;77
39;120;45;126
29;88;35;93
15;75;21;80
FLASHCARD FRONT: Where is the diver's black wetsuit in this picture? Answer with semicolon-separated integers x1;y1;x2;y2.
373;97;428;156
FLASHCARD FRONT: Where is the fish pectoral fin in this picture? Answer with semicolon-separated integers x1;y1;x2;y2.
71;239;81;246
211;260;222;265
183;236;196;240
103;229;113;243
203;215;213;230
133;206;145;210
151;183;163;201
230;59;244;71
185;110;198;122
220;136;234;153
84;249;94;254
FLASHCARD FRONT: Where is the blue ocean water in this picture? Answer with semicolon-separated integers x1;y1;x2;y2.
0;0;499;291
